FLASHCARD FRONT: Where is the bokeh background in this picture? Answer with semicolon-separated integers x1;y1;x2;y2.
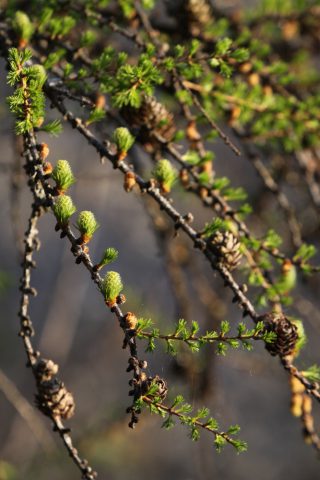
1;0;320;479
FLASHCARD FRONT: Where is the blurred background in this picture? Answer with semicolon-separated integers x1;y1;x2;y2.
1;0;320;479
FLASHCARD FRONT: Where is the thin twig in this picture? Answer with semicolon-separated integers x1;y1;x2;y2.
242;142;303;248
295;149;320;211
20;132;98;480
142;396;243;449
301;396;320;453
137;330;267;344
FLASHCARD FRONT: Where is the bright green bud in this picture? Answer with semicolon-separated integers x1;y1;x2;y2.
153;159;177;193
113;127;135;157
52;195;76;227
80;30;97;47
28;64;47;87
142;0;155;9
52;160;75;193
12;11;34;45
302;365;320;383
278;260;297;294
119;0;135;18
290;318;307;356
102;271;123;305
76;210;99;242
98;247;119;269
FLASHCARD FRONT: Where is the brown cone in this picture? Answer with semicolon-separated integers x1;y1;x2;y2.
142;375;168;401
34;358;59;382
121;95;176;145
35;379;75;419
210;230;242;270
261;313;298;357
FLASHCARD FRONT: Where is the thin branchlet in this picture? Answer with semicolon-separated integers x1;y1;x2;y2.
22;132;97;479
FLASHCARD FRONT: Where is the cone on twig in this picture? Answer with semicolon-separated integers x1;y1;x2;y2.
35;379;75;419
261;313;298;357
34;358;75;419
210;230;242;270
34;358;59;382
142;375;168;401
121;94;176;146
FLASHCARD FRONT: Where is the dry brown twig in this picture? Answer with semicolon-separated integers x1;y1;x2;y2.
18;132;97;479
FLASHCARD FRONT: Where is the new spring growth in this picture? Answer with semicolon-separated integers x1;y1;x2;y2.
28;64;47;88
52;160;75;194
6;48;46;134
278;259;297;295
52;195;76;229
152;159;177;193
113;127;135;161
12;11;34;48
76;211;99;244
102;271;124;306
94;247;119;271
290;319;307;357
